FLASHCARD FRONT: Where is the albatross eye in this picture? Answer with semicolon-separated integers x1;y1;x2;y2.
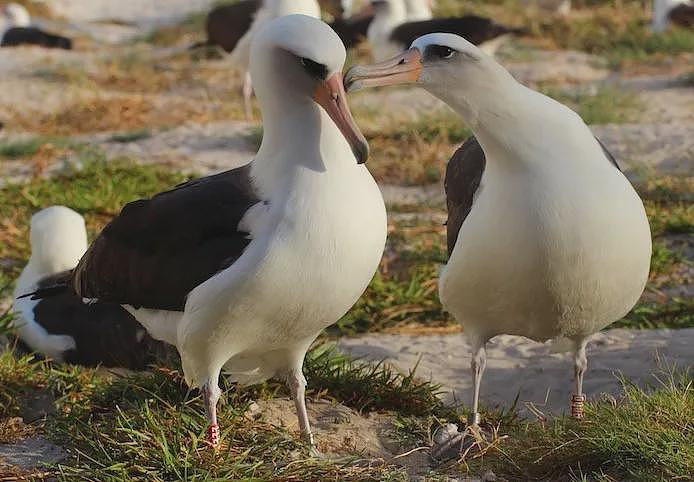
426;45;456;60
300;57;329;80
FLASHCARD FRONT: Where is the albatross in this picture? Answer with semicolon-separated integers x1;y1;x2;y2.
29;15;387;447
367;0;522;61
652;0;694;32
345;33;651;424
1;3;72;50
13;206;164;369
203;0;321;119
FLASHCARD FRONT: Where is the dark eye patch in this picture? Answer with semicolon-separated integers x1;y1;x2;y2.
424;44;457;60
300;57;329;80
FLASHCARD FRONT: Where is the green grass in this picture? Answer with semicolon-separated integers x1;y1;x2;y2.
541;85;643;124
0;136;78;160
436;0;694;67
0;344;442;480
462;366;693;480
0;152;188;283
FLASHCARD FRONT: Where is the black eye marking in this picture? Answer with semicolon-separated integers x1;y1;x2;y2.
425;44;457;60
300;57;329;80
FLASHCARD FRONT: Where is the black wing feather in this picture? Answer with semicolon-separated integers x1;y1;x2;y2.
390;16;522;50
595;136;621;171
72;164;260;311
1;27;72;49
205;0;259;52
444;137;486;256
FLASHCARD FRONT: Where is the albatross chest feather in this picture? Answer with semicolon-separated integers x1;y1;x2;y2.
179;165;387;384
440;154;651;342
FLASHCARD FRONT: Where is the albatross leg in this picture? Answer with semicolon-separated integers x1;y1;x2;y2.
571;340;588;419
243;71;254;120
202;378;222;446
286;367;315;449
469;339;487;427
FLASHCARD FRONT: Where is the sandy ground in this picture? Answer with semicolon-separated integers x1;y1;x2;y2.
339;328;694;417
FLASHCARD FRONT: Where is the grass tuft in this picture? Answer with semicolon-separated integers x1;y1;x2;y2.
463;365;693;480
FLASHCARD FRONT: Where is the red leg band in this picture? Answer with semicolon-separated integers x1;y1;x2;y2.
207;424;220;446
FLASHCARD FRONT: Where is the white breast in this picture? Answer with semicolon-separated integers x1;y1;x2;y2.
178;156;386;387
440;132;651;344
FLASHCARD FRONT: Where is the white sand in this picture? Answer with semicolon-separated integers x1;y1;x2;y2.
339;328;694;417
48;0;218;27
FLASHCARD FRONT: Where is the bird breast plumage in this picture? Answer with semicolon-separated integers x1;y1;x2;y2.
439;153;651;344
178;165;387;386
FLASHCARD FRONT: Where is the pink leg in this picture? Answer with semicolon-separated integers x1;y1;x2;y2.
571;341;588;419
202;379;221;446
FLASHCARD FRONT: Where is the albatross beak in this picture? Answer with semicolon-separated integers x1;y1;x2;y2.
314;73;369;164
344;48;423;93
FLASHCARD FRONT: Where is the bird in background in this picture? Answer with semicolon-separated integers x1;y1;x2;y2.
1;2;72;49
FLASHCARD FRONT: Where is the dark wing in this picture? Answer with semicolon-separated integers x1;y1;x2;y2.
594;136;621;171
330;14;374;48
390;16;522;49
73;164;260;311
205;0;260;52
669;4;694;28
1;27;72;49
445;137;486;256
31;285;173;369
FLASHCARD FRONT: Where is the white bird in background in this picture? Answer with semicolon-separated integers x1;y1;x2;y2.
30;14;387;448
652;0;694;32
404;0;434;22
14;206;87;361
1;2;72;49
229;0;321;119
346;33;651;426
2;3;31;29
13;206;164;369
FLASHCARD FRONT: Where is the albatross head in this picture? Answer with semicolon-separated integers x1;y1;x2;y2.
3;3;31;27
345;33;517;122
251;14;369;164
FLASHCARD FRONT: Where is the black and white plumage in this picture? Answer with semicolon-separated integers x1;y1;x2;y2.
1;3;72;50
346;33;651;426
13;206;165;370
204;0;322;119
30;15;386;449
74;166;258;312
653;0;694;32
368;0;522;61
330;10;374;48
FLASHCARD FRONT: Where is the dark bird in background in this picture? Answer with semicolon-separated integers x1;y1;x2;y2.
367;0;524;61
197;0;352;52
1;3;72;50
652;0;694;32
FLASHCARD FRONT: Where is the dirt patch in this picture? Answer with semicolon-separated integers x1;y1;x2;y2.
252;398;433;477
339;328;694;418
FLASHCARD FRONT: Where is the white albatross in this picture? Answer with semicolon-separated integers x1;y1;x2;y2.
345;33;651;425
28;15;387;448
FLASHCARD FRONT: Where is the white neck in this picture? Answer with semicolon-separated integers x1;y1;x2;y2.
405;0;432;21
369;0;407;42
652;0;685;32
426;68;588;170
5;5;31;27
251;71;354;199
